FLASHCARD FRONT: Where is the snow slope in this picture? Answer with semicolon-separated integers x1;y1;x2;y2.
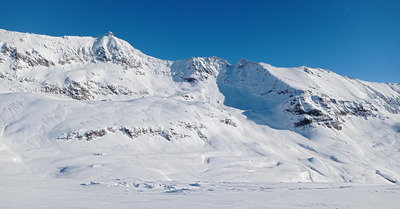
0;29;400;207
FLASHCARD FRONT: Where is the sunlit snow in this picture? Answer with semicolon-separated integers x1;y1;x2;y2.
0;29;399;208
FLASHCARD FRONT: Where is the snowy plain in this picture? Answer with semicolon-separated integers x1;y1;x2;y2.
1;177;400;209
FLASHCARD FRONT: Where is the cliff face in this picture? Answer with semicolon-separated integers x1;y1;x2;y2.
218;60;400;133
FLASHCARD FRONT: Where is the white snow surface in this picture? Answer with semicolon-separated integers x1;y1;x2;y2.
0;29;400;208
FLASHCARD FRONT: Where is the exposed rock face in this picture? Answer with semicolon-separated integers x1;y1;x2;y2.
58;122;207;142
218;60;400;132
283;93;380;130
171;56;229;83
42;81;92;100
92;35;144;69
41;80;149;100
1;44;55;70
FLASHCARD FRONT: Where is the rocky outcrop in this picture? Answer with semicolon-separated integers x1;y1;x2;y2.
58;122;207;142
171;57;229;83
41;80;150;100
92;37;144;69
42;81;92;100
1;44;55;70
283;94;379;130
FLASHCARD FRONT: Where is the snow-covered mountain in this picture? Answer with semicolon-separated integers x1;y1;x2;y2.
0;29;399;187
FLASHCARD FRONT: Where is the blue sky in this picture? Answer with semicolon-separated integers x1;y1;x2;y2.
1;0;399;83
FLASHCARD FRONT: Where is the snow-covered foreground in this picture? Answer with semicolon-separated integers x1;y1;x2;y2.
1;177;399;209
1;85;399;209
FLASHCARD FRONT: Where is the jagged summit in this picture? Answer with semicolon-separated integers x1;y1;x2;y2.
0;29;400;185
0;29;152;71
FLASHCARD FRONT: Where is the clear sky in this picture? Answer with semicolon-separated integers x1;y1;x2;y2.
1;0;399;83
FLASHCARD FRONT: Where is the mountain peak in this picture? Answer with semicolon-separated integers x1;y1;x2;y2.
0;29;151;71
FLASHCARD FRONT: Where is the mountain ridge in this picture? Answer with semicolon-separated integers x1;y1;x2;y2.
0;29;399;185
1;29;399;136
